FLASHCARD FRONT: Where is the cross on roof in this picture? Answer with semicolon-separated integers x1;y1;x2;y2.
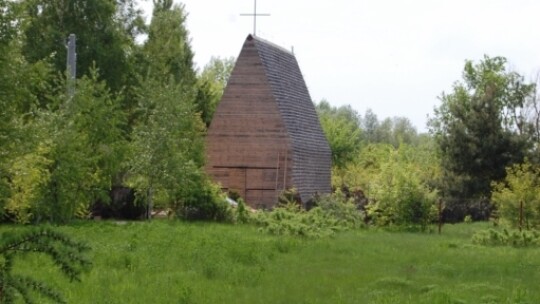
240;0;270;36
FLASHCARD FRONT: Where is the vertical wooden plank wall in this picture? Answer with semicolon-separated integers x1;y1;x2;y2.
206;38;292;208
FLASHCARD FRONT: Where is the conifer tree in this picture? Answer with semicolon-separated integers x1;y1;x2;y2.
0;228;90;303
430;56;535;201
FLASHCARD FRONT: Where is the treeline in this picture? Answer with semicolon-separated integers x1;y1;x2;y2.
0;0;233;223
318;55;540;227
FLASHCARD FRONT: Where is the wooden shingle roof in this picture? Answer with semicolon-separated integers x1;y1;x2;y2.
250;35;332;202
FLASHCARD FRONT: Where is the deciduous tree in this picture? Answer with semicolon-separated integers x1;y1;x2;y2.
22;0;140;93
196;56;235;126
316;100;362;169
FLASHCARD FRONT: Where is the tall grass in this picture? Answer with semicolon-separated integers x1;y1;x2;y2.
2;221;540;303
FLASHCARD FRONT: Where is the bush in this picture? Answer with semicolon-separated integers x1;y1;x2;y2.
492;161;540;229
472;228;540;247
235;198;250;224
175;180;233;222
365;156;437;230
252;192;365;238
313;190;365;229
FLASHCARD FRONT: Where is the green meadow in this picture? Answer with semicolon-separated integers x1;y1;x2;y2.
4;221;539;304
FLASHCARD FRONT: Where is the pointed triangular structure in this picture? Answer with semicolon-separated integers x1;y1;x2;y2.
206;34;331;208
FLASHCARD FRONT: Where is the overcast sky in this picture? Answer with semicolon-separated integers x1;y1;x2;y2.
138;0;540;132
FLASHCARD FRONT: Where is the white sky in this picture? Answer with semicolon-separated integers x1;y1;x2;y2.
138;0;540;132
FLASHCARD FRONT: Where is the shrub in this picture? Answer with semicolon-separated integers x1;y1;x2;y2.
252;192;365;238
366;155;437;230
175;179;233;222
492;161;540;229
277;188;302;207
4;143;52;224
472;228;540;247
313;190;365;229
235;198;250;224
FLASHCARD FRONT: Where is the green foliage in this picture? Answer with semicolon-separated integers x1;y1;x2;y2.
334;142;440;229
0;0;16;46
3;68;126;223
333;143;393;190
253;191;364;237
368;116;419;147
314;191;365;229
0;1;54;218
365;145;438;230
125;2;221;221
22;0;140;93
0;228;90;303
472;228;540;247
42;70;126;223
357;108;420;147
316;100;362;169
196;56;235;127
277;188;301;206
129;78;206;217
4;143;52;223
235;198;250;224
492;160;540;229
429;55;535;200
141;1;195;86
1;0;231;224
175;179;234;222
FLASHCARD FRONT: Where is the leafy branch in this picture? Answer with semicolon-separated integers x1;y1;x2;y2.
0;228;91;303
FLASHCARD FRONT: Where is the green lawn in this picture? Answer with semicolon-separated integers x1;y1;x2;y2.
3;221;539;303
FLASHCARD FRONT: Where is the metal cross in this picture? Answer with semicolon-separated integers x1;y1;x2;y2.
240;0;270;36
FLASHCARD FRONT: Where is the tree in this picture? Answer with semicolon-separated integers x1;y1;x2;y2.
359;109;419;147
0;228;90;303
0;0;54;220
429;56;535;200
128;1;212;217
129;78;206;216
4;69;127;223
22;0;140;93
492;160;540;229
141;0;195;86
389;117;418;146
0;0;19;212
361;109;379;143
365;144;437;229
316;100;362;169
42;70;127;223
196;56;235;126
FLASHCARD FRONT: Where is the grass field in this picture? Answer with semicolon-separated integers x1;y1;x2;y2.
3;221;540;303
